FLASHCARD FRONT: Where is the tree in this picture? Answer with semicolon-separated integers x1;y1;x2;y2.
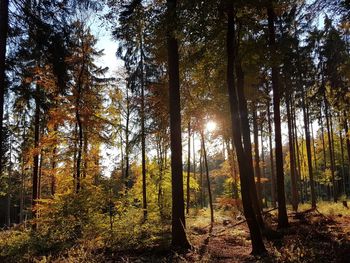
166;0;191;249
0;0;9;182
267;2;288;228
225;2;266;255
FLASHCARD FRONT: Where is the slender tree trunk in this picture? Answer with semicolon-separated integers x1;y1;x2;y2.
32;95;40;225
236;61;265;230
201;130;214;223
294;117;303;203
260;123;267;208
339;117;346;195
6;134;12;226
124;88;130;189
302;92;316;208
192;132;196;204
252;105;263;207
38;149;43;199
140;32;147;220
267;4;288;228
76;103;83;193
226;5;266;255
311;121;319;198
199;144;204;208
325;98;337;202
267;101;276;207
186;121;191;214
286;96;298;211
51;143;57;196
343;113;350;194
0;0;9;180
166;0;190;249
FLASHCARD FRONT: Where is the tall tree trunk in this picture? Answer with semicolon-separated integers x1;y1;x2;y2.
260;122;267;208
51;140;57;196
140;31;147;220
186;121;191;214
286;96;298;211
192;132;196;204
0;0;9;180
75;102;83;193
252;105;262;207
166;0;190;249
339;117;346;195
324;98;337;202
6;134;12;226
32;95;40;225
311;121;319;198
124;88;130;189
226;5;266;255
343;112;350;194
294;114;303;203
267;4;288;228
200;130;214;223
236;61;265;230
267;100;276;207
301;92;316;208
199;144;204;208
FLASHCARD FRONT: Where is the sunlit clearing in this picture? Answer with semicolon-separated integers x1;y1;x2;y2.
205;120;217;133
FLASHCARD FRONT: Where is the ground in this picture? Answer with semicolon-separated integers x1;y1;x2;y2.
1;202;350;262
106;203;350;263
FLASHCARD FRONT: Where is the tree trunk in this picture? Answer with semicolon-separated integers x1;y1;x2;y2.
6;134;12;226
267;4;288;228
76;100;83;193
324;98;337;202
311;121;319;198
294;114;303;203
32;94;40;225
0;0;9;180
140;31;147;220
200;130;214;223
343;112;350;194
267;100;276;207
124;88;130;189
186;121;191;214
286;96;298;211
199;143;204;208
339;117;346;195
236;61;265;230
301;92;316;208
226;5;266;255
252;104;262;207
166;0;190;249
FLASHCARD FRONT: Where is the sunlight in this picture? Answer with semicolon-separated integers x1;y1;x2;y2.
205;120;217;133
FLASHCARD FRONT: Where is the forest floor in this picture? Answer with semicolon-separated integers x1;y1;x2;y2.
1;202;350;262
108;203;350;263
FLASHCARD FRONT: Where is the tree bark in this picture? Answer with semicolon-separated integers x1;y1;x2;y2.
201;130;214;223
252;104;262;207
301;92;316;208
226;5;266;255
32;94;40;226
286;96;298;211
0;0;9;181
267;100;276;207
267;4;288;228
186;121;191;214
166;0;190;249
324;98;337;202
140;30;147;220
236;61;265;230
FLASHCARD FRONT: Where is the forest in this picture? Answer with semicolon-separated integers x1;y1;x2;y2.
0;0;350;262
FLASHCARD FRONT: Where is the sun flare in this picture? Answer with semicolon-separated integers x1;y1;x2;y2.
205;120;217;133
